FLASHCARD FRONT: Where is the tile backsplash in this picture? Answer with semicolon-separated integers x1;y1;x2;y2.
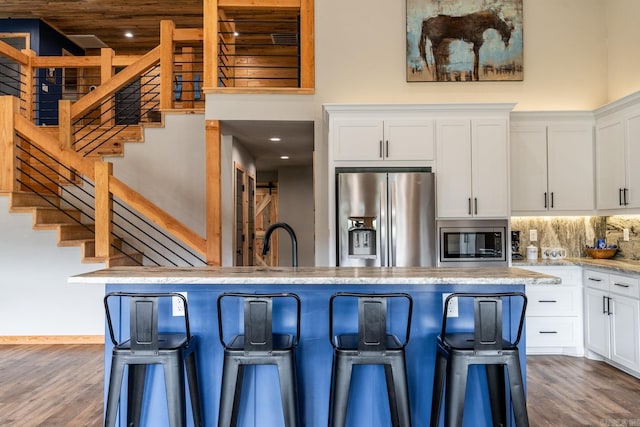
511;216;640;260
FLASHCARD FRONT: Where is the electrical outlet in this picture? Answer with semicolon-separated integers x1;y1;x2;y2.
624;228;630;241
443;293;458;318
172;292;187;317
529;229;538;242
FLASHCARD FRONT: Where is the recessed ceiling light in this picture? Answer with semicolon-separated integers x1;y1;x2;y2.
124;32;134;38
280;155;290;160
270;137;281;142
234;32;240;37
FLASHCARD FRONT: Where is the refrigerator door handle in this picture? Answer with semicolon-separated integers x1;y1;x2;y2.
389;179;396;266
379;179;388;267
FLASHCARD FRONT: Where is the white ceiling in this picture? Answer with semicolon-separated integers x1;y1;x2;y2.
220;120;314;172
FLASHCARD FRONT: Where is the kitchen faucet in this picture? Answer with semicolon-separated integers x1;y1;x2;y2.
262;222;298;267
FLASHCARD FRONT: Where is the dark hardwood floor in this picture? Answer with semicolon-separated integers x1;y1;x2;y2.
1;345;640;426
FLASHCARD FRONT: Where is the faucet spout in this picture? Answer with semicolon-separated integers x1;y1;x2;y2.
262;222;298;267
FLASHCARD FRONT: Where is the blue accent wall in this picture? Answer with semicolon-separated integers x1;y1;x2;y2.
0;19;85;124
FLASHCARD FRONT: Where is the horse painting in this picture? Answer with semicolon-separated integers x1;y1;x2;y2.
418;9;514;81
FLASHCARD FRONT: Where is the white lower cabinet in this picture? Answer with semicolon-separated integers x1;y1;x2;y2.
522;266;584;356
584;269;640;375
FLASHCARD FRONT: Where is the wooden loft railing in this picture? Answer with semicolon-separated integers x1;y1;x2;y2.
203;0;315;94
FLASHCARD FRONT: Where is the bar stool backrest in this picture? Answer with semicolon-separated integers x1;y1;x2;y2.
358;297;387;351
244;297;274;352
217;292;301;354
104;292;191;355
330;292;413;352
441;292;527;351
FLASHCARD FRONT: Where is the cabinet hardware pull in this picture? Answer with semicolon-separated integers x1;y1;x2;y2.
620;188;624;206
539;331;558;334
551;192;554;208
588;277;602;282
613;283;630;288
468;198;472;215
538;300;557;303
544;192;548;209
385;140;389;158
379;140;383;158
474;198;478;215
603;295;607;314
624;188;629;206
607;296;612;315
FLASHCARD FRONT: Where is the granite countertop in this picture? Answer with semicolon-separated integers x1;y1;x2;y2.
69;266;559;285
513;257;640;275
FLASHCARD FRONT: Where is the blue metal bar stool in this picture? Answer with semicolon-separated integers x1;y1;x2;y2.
328;292;413;427
103;292;203;427
216;292;301;427
430;292;529;427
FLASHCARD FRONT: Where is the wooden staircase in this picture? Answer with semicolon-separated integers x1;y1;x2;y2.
9;187;144;267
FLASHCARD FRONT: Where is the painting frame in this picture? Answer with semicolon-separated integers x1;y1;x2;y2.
406;0;523;82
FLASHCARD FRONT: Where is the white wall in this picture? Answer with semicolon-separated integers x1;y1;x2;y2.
111;114;207;236
0;197;104;336
605;0;640;101
277;166;315;266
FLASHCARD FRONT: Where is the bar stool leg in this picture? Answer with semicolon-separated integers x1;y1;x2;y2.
505;357;529;427
127;364;147;426
185;351;204;427
486;364;507;427
276;355;300;427
105;358;126;427
444;356;469;427
164;358;187;427
430;351;447;427
385;355;412;427
329;354;354;427
218;356;245;427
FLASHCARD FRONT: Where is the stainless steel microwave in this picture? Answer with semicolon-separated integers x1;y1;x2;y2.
437;220;508;267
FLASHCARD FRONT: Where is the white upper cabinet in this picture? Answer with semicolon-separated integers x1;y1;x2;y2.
332;118;434;162
436;118;509;218
595;93;640;212
510;114;595;215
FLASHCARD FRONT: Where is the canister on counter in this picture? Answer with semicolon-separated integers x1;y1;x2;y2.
526;245;538;260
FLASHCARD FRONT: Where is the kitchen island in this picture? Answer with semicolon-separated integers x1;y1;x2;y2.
70;266;558;427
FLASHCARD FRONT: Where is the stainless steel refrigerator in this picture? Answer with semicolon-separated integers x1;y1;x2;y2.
336;168;436;267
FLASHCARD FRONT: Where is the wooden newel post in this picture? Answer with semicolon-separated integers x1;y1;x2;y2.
160;20;176;110
0;96;20;193
95;161;114;259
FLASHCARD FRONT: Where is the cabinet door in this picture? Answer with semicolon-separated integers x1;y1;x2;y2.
584;287;610;358
510;125;548;212
472;119;509;217
547;124;595;211
626;112;640;208
610;294;640;371
596;120;626;209
384;119;434;161
332;119;384;161
436;120;472;218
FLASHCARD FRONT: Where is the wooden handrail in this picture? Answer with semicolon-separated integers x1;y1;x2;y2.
108;175;207;257
70;46;161;119
13;113;95;178
0;39;29;64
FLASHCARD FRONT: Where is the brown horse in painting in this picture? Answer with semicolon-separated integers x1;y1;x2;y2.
419;9;513;81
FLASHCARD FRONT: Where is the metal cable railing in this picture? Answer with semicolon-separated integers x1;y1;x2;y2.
0;57;28;115
71;64;161;157
173;45;204;106
218;17;300;88
14;136;205;267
